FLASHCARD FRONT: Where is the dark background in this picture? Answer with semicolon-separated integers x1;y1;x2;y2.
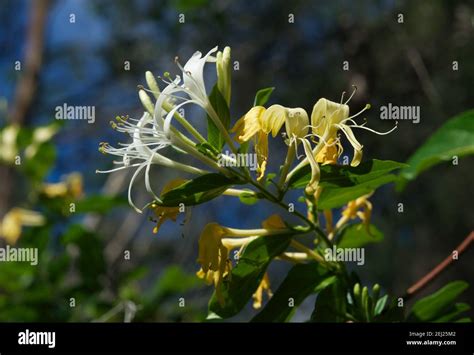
0;0;472;321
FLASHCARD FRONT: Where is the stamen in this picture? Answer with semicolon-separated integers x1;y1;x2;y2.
347;121;398;135
344;85;357;104
340;103;371;124
340;91;346;105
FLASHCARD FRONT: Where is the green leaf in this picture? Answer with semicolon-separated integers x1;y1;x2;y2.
288;160;407;210
209;233;293;319
338;224;384;249
433;303;471;322
374;295;388;316
408;281;469;322
61;224;106;291
207;85;230;150
400;110;474;182
252;263;335;322
75;195;127;214
160;173;240;207
150;266;201;301
253;87;275;106
310;279;347;322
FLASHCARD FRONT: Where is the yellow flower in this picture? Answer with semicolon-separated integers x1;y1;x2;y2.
0;208;45;244
196;223;230;305
252;272;273;309
196;215;288;305
315;137;340;165
231;106;268;180
0;124;19;163
231;105;309;180
334;193;373;233
41;173;83;199
151;178;187;234
311;97;396;167
197;223;229;272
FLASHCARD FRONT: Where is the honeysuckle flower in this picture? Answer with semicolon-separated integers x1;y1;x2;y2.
150;178;187;234
311;98;364;167
261;105;309;142
196;215;288;305
287;94;397;183
41;173;83;199
329;193;373;240
339;193;373;229
315;137;340;165
231;105;309;180
0;124;19;163
97;112;208;213
0;208;45;244
154;47;237;153
252;272;273;309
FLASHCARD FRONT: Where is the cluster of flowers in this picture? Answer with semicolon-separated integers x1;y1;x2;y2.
98;46;396;306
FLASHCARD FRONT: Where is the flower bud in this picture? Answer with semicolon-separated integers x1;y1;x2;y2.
216;46;231;105
145;71;160;99
139;89;154;115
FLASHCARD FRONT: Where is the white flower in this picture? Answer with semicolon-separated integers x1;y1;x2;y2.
97;112;207;212
154;47;236;152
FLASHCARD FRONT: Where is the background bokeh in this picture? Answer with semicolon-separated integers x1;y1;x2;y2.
0;0;472;321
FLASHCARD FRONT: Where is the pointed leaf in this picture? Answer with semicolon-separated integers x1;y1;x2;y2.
160;173;241;206
209;233;293;319
252;263;335;322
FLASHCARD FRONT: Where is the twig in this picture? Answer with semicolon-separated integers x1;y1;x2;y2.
0;0;49;216
9;0;49;124
404;231;474;299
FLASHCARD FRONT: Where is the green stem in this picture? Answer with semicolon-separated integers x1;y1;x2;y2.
278;141;296;190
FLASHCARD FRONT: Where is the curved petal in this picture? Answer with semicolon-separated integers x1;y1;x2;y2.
262;104;287;137
163;99;201;138
336;124;363;167
183;46;218;102
127;163;147;213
